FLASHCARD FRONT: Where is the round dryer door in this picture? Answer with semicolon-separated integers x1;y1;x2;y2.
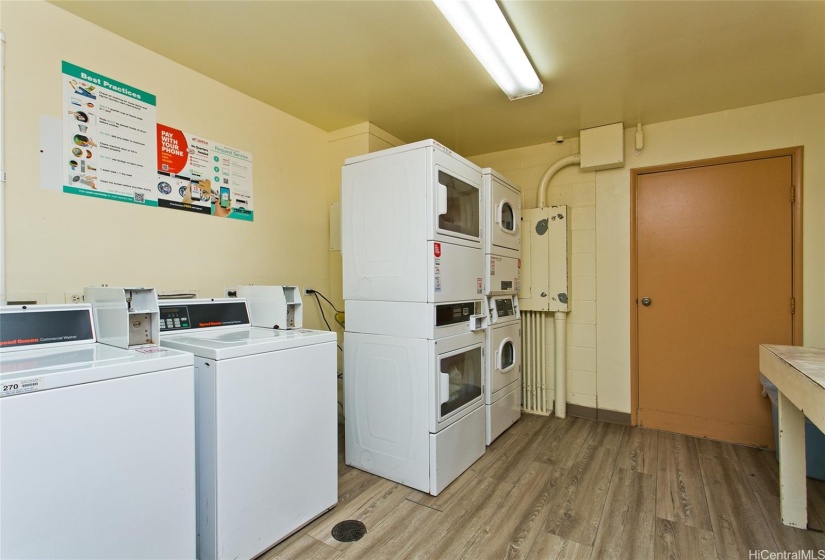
500;202;515;233
490;322;521;395
499;339;515;371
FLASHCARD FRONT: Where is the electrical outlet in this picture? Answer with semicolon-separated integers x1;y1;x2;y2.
303;287;315;296
64;291;84;303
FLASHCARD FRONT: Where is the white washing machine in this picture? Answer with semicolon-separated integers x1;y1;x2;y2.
342;139;484;303
345;300;486;495
157;299;337;560
0;304;196;560
482;168;521;295
485;295;522;444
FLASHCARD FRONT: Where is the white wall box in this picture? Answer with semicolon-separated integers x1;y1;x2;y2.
519;206;570;312
579;122;625;171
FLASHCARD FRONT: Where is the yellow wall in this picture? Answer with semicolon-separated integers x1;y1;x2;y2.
470;139;600;409
326;123;404;308
326;123;403;419
2;1;334;329
6;3;822;416
471;93;825;414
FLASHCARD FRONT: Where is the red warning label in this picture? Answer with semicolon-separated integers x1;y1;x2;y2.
434;243;441;257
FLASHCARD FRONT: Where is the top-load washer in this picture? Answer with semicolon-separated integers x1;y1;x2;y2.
482;168;522;295
342;139;484;303
157;298;337;560
0;304;196;560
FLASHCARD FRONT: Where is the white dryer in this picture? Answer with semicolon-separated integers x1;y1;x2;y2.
0;304;196;560
482;168;521;295
345;300;486;495
485;295;522;445
157;299;337;560
342;139;484;303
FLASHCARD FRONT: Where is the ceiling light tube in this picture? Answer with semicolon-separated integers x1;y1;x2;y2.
433;0;543;100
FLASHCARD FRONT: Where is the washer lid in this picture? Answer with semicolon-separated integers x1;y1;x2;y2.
160;326;336;360
0;343;193;397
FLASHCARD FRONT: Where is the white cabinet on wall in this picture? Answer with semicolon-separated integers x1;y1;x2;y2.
519;205;569;312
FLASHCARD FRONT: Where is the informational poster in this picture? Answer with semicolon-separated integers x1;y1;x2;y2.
157;124;254;221
62;61;157;205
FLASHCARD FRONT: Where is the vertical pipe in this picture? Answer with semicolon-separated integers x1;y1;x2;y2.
529;312;535;412
539;311;545;414
0;30;6;305
521;313;528;411
554;311;566;418
522;313;530;412
536;313;541;412
529;312;536;412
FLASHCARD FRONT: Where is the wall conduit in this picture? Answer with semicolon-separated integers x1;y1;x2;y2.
536;152;580;418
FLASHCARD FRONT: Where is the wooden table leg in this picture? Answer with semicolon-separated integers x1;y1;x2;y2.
778;391;807;528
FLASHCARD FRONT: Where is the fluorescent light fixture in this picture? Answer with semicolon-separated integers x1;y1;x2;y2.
433;0;543;100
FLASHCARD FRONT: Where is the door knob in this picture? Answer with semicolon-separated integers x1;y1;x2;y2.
641;297;652;306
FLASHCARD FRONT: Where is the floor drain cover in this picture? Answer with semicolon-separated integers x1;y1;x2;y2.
331;520;367;542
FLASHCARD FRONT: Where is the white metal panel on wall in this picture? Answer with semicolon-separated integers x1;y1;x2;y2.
519;205;569;312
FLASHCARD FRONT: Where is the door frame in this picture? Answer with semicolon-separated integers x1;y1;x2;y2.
630;147;803;426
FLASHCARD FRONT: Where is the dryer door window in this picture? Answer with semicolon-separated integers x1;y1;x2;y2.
499;340;515;372
436;171;480;240
499;202;515;233
438;346;482;419
490;180;521;252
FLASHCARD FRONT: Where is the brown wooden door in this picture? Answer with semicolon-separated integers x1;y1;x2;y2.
634;154;796;447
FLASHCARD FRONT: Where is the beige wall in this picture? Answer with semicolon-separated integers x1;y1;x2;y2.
471;93;825;414
6;3;822;415
470;139;600;409
326;123;404;307
3;1;334;329
326;123;403;418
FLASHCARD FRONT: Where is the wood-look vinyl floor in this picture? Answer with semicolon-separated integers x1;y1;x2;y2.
259;414;825;560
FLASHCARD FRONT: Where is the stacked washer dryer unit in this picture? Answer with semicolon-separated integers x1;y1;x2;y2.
482;168;523;445
343;139;487;496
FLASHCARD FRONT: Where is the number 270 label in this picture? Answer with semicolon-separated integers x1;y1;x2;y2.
1;378;42;397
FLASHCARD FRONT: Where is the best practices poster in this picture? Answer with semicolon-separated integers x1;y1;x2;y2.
62;61;158;205
157;124;254;221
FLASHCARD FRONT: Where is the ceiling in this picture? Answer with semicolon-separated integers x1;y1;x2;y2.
52;0;825;156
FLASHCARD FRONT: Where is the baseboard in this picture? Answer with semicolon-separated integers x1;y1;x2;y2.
597;408;632;426
566;403;597;420
565;403;631;425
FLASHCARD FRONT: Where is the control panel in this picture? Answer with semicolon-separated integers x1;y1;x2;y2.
0;305;96;351
495;298;515;318
159;300;250;332
435;301;481;327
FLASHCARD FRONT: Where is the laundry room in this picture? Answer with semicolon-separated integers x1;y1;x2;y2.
1;1;825;559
